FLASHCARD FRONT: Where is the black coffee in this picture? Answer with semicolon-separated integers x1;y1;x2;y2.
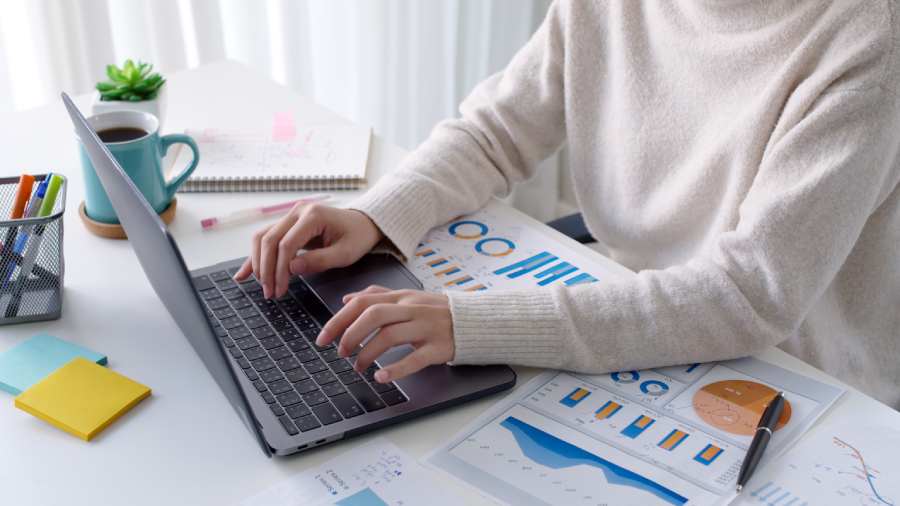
97;127;148;143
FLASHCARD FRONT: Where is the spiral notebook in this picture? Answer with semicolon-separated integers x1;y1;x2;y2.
170;114;371;192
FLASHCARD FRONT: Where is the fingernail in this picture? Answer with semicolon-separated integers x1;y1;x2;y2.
315;331;327;346
263;284;271;299
290;257;305;274
374;370;389;383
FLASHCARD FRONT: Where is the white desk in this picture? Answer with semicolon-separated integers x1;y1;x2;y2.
0;61;896;506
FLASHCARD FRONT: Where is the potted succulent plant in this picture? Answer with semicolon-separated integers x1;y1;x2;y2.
91;60;168;127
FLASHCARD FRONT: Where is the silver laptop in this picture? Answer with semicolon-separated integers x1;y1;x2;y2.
63;92;516;457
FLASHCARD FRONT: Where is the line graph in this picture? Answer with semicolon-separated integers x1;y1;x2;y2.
833;436;894;506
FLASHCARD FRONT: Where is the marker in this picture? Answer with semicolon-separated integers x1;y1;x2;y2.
200;194;331;231
5;174;64;318
0;174;37;290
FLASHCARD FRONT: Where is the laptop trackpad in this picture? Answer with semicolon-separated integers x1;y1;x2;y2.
302;253;422;314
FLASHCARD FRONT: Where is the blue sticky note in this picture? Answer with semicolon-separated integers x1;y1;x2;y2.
0;334;107;395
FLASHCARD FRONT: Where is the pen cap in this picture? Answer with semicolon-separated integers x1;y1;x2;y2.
10;174;35;219
38;175;64;217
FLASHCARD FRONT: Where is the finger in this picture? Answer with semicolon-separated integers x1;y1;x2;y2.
342;285;390;304
233;257;253;281
353;320;425;372
291;242;355;275
274;218;320;297
250;225;271;282
317;292;401;346
339;303;414;357
259;217;300;299
374;347;434;383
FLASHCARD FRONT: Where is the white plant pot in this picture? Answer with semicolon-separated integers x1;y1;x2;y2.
91;85;167;129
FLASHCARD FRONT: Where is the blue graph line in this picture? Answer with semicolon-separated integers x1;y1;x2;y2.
335;487;389;506
564;272;597;286
500;416;688;505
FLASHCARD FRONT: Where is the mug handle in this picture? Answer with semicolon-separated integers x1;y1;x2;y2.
160;134;200;202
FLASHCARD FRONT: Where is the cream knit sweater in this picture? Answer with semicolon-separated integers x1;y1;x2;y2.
350;0;900;406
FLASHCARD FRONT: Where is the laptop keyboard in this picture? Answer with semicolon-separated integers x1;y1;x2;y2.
192;268;407;436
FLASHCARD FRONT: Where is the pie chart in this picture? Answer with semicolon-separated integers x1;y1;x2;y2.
692;380;792;436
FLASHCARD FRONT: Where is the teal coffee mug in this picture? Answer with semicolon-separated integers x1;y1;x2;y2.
78;110;199;224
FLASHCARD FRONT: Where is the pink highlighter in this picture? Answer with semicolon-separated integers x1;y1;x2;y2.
200;194;331;231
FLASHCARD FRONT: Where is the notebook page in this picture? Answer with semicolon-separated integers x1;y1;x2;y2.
175;124;371;180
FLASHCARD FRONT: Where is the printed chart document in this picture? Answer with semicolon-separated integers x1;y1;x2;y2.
732;418;900;506
427;359;843;506
242;438;464;506
408;199;634;293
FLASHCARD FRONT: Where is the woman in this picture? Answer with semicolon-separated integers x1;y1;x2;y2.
235;1;900;406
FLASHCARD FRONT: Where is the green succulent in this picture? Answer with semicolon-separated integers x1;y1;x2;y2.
96;59;166;102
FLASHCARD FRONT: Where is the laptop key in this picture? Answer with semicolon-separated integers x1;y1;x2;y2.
270;404;285;416
251;357;275;371
220;316;243;329
286;368;310;383
259;336;283;350
244;316;267;329
219;337;234;348
381;389;408;406
268;379;294;395
338;371;362;385
294;414;321;432
217;279;238;291
321;382;346;397
209;298;231;311
243;368;259;381
192;275;215;291
277;416;299;436
252;380;267;392
209;270;231;282
294;379;319;394
271;319;293;332
222;288;244;300
329;359;353;374
214;327;229;338
228;326;252;339
320;348;340;362
281;328;303;342
237;357;252;369
304;359;328;374
276;391;302;406
230;297;252;310
199;288;220;300
261;391;276;404
214;307;235;319
287;339;309;352
237;307;259;319
302;390;328;406
313;370;337;386
229;347;242;359
260;368;284;383
371;381;397;394
295;349;318;363
311;402;342;425
235;337;258;350
252;326;276;339
347;382;386;412
244;347;267;361
276;356;302;371
330;393;364;418
269;346;293;361
286;403;311;419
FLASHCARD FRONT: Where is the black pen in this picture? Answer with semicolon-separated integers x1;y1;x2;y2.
735;391;785;493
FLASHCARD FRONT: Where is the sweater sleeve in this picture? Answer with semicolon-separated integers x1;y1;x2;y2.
450;85;900;370
348;1;568;260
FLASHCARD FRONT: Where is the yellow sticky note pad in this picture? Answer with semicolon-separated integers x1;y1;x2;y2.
14;357;151;441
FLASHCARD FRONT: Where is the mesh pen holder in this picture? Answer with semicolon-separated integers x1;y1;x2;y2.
0;174;66;325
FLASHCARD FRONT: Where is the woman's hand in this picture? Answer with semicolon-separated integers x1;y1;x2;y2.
316;286;455;383
234;204;383;299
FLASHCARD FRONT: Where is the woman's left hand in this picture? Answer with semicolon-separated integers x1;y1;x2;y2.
316;286;455;383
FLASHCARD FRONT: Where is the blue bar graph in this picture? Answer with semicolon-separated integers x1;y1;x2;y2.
536;262;572;278
564;273;597;286
538;265;579;286
494;252;555;276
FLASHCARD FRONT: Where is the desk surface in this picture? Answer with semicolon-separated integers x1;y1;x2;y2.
0;61;895;506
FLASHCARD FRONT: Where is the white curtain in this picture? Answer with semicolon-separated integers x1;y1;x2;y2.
0;0;567;220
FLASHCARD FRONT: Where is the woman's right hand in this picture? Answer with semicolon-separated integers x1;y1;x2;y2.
234;204;383;299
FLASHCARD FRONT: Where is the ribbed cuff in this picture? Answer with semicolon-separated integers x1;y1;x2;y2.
447;289;566;368
347;177;436;261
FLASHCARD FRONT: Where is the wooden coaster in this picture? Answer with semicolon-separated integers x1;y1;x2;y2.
79;198;177;240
